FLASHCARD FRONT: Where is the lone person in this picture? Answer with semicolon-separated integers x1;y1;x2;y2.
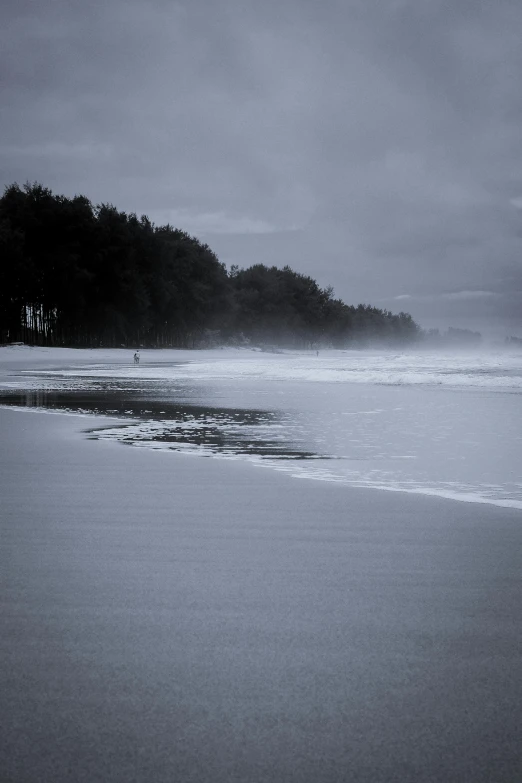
134;351;140;365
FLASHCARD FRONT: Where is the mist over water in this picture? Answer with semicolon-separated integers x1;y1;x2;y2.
2;348;521;510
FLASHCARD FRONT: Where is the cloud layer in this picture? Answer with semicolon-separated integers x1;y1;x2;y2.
1;0;522;333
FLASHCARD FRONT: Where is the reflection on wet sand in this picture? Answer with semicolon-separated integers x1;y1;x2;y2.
0;388;327;461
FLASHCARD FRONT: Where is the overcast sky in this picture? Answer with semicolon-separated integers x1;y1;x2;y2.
1;0;522;334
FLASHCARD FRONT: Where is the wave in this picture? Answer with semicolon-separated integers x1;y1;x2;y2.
26;350;522;392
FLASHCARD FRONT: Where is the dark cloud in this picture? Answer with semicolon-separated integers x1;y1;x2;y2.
1;0;521;334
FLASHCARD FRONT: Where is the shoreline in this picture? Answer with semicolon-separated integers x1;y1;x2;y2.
4;400;522;512
5;401;522;513
1;344;522;512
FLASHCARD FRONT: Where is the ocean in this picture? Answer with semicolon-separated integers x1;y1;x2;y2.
1;347;521;510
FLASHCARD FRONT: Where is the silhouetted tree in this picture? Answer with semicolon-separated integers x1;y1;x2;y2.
0;182;421;348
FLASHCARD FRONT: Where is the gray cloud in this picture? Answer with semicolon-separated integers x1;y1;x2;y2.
1;0;521;334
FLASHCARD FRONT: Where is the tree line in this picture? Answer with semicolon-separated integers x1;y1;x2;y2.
0;182;420;348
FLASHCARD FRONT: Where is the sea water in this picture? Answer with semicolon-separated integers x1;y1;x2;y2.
2;348;521;510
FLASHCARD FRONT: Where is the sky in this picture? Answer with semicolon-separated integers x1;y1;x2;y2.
1;0;522;335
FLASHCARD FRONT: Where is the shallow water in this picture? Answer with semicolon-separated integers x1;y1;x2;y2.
1;349;521;509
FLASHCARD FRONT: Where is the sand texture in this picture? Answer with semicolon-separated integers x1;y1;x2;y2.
2;398;522;782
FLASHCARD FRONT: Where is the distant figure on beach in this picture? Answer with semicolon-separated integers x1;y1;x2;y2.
134;351;140;364
316;350;319;357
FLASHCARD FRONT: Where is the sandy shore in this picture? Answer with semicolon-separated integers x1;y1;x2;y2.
1;349;522;782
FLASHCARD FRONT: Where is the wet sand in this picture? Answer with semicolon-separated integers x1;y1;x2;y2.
2;401;522;783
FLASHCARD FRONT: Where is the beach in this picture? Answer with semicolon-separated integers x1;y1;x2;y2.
1;348;522;782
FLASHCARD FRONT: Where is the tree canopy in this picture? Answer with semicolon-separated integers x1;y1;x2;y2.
0;182;420;348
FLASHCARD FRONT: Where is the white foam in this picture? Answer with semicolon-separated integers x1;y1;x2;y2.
29;350;522;392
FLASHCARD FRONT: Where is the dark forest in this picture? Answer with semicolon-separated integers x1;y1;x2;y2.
0;183;420;348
